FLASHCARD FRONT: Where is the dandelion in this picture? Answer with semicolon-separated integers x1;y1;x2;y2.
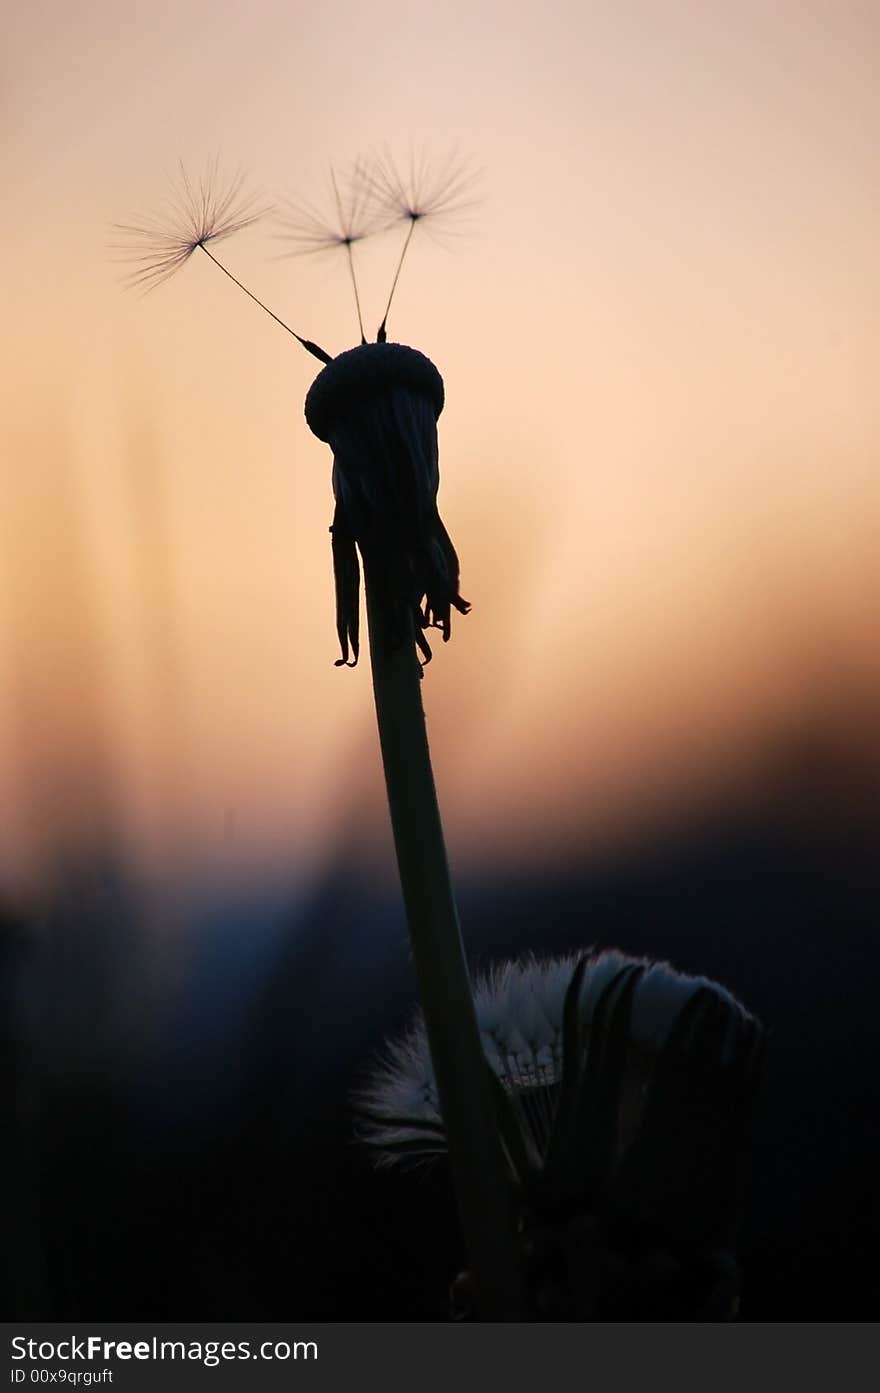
116;150;523;1319
357;950;766;1319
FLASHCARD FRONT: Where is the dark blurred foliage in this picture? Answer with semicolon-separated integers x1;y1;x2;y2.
4;726;880;1321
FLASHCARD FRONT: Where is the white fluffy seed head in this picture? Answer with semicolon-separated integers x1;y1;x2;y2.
354;949;758;1165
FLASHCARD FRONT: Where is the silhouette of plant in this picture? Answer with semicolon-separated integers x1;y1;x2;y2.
115;151;521;1318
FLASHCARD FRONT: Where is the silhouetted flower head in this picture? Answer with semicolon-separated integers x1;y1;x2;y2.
305;342;469;667
357;949;765;1266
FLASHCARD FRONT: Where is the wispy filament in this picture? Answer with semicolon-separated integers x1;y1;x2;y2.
377;218;416;343
199;245;331;363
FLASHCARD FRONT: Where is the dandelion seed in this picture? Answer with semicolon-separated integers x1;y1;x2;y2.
277;158;390;256
113;159;269;291
354;148;482;341
277;160;389;343
361;147;482;237
113;160;331;363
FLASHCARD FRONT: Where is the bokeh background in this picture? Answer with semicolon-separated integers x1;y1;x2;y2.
4;0;879;1318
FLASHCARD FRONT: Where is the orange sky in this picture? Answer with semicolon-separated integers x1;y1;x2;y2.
3;1;879;893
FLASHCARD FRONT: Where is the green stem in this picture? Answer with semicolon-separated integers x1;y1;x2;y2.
364;563;525;1319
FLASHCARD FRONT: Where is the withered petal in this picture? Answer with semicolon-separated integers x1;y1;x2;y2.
330;502;360;667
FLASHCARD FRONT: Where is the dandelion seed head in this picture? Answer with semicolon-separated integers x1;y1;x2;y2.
355;949;762;1169
304;341;444;441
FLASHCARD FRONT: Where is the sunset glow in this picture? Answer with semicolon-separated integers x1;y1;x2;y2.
4;0;879;898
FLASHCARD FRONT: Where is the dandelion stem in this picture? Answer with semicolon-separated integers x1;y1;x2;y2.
377;219;416;342
198;245;332;364
363;559;525;1319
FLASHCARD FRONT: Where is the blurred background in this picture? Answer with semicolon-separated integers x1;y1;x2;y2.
4;0;879;1317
